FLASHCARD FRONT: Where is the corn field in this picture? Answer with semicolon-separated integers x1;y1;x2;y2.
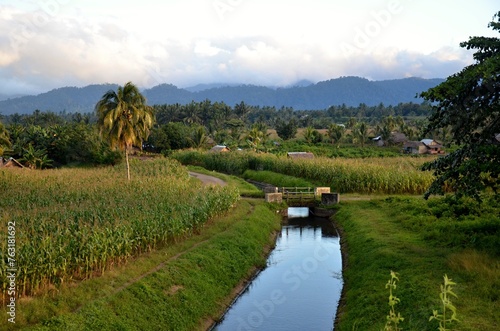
172;150;435;194
0;158;239;302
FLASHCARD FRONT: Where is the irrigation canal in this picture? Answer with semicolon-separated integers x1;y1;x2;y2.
211;207;343;330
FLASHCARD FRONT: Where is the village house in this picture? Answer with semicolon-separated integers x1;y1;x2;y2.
403;139;445;155
373;132;407;147
287;152;314;159
0;157;24;168
209;145;230;153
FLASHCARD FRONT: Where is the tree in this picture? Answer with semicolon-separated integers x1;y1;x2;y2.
275;119;298;141
327;123;345;147
303;126;315;144
234;101;251;123
0;120;11;156
183;101;202;125
188;125;209;149
352;122;369;147
95;82;154;180
420;12;500;199
19;144;53;169
246;124;268;151
303;126;323;144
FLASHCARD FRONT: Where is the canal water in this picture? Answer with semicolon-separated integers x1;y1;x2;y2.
211;207;343;331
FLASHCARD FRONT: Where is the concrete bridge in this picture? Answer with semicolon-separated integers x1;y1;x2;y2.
264;186;338;206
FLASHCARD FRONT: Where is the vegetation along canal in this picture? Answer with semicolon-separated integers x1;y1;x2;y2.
212;207;342;330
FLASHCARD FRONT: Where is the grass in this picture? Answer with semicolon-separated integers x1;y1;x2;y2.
241;169;316;188
186;165;264;198
273;141;404;158
1;199;281;331
334;196;500;331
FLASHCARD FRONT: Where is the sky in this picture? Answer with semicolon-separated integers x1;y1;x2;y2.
0;0;498;96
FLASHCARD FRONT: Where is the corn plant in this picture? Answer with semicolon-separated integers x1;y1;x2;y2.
429;274;459;331
172;150;436;194
1;158;240;301
383;270;404;331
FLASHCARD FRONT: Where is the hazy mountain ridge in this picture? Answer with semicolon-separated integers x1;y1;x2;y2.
0;77;444;115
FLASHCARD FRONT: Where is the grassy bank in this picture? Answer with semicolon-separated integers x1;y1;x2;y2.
242;169;316;187
2;199;281;330
334;196;500;331
186;165;264;198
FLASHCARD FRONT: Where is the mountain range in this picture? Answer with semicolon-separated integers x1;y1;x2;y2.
0;76;444;115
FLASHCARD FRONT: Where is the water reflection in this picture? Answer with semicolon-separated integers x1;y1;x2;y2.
212;215;342;331
287;207;310;218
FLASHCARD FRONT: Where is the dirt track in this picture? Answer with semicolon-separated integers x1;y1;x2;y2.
188;171;227;186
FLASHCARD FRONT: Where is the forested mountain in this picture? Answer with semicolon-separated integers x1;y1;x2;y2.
0;77;443;115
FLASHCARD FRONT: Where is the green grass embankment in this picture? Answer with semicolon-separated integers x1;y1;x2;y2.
334;196;500;331
187;165;265;198
3;199;281;331
242;169;317;188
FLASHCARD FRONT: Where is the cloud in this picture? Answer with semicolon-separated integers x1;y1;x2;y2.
194;40;227;57
0;1;480;96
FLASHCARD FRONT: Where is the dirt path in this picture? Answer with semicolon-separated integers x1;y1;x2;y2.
188;171;227;186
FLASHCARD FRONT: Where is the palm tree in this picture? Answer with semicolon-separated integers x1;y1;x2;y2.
353;122;369;148
183;101;202;125
327;123;345;147
188;125;209;148
303;126;315;144
0;121;11;156
246;126;266;151
95;82;154;180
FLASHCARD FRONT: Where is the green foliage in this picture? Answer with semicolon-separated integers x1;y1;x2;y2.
3;199;280;331
242;169;315;187
384;271;404;331
188;125;209;148
429;275;459;331
327;123;345;146
275;118;298;140
385;195;500;256
245;125;268;151
335;197;499;331
95;82;154;151
420;12;500;200
95;81;155;179
0;120;11;156
19;144;53;169
276;141;402;158
7;121;119;167
352;121;369;147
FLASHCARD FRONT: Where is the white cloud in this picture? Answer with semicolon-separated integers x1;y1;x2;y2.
194;41;226;57
0;0;497;96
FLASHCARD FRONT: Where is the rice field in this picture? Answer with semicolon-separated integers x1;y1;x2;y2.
172;150;436;194
0;158;239;301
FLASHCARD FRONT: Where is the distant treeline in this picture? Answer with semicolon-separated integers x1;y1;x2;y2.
0;101;438;168
1;100;431;130
152;100;431;129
